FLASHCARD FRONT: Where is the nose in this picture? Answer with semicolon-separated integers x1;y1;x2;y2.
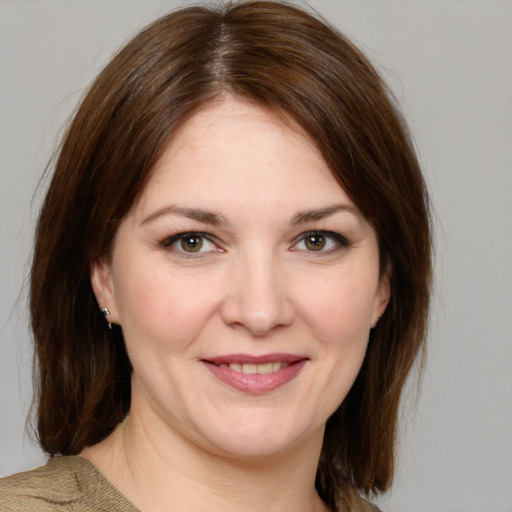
220;251;294;336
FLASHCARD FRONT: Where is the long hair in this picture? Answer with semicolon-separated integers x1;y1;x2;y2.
31;2;432;509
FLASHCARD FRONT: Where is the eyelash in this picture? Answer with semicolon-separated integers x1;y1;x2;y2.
160;231;220;257
292;231;350;254
159;230;350;256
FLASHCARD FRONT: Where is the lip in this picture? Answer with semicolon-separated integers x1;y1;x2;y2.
205;353;305;365
201;353;309;393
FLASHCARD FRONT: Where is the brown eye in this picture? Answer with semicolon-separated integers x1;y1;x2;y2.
181;235;203;252
305;234;326;251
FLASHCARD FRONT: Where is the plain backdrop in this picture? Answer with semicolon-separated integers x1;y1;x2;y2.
1;1;511;511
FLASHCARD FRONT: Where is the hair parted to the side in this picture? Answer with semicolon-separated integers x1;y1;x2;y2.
30;1;432;510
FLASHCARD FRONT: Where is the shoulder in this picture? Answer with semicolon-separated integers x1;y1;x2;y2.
0;456;86;511
0;455;138;512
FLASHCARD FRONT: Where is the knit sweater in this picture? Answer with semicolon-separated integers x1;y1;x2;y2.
0;456;137;512
0;455;382;512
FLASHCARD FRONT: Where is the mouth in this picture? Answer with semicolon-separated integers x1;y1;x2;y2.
201;354;309;393
214;361;290;374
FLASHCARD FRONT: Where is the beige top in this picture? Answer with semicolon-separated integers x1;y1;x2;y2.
0;456;382;512
0;456;139;512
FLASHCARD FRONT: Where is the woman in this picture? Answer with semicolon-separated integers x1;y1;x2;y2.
0;1;432;511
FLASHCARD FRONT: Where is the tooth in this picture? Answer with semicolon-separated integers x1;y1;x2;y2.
226;362;289;374
257;363;273;374
272;362;282;371
242;363;257;374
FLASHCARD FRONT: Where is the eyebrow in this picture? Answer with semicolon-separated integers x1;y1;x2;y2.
141;205;228;226
142;203;360;227
289;204;361;225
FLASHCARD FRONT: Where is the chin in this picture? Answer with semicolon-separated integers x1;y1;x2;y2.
207;435;299;461
192;413;322;462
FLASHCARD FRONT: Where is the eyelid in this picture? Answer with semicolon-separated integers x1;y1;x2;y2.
159;229;349;255
160;231;221;254
291;230;350;252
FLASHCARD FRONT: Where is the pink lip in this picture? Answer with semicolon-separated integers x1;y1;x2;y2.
201;353;308;393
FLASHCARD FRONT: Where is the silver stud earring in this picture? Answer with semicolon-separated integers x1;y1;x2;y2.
101;307;112;330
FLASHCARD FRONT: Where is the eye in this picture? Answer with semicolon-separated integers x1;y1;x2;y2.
304;233;327;251
161;232;219;254
292;231;349;253
180;234;205;252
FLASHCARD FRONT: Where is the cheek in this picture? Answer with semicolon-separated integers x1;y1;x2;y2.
302;271;379;404
298;269;378;344
114;262;223;352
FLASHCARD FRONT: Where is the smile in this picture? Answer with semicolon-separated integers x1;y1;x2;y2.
201;354;308;393
216;362;290;374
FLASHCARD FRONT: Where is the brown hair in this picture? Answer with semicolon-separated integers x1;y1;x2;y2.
31;1;432;509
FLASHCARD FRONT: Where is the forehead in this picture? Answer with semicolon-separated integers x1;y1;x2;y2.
156;100;324;173
132;99;355;220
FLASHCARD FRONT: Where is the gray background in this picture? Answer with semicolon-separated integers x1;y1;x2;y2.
1;1;511;511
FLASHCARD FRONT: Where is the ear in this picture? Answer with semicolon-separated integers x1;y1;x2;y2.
370;263;391;328
90;257;120;325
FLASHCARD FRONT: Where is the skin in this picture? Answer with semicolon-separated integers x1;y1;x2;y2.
86;99;390;512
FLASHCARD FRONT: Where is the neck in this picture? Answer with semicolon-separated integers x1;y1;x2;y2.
81;399;329;512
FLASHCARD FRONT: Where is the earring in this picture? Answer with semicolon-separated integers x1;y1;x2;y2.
101;307;112;330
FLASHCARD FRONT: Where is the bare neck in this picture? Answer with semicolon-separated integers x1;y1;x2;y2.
81;408;329;512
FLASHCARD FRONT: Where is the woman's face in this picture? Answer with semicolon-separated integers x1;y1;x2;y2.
92;99;389;459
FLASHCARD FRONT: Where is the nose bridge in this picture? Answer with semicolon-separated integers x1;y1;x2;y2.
222;245;293;335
